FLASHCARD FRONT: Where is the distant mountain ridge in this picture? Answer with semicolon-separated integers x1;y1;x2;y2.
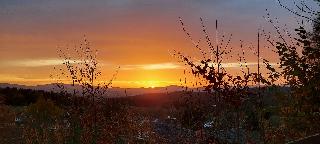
0;83;197;97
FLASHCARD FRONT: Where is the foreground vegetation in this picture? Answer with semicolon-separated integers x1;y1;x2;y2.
1;0;319;143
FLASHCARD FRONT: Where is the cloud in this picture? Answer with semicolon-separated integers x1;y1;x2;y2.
0;59;75;67
206;62;279;68
120;62;279;71
121;62;182;70
0;74;53;83
1;59;278;70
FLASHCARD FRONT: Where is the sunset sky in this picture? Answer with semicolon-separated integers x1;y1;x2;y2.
0;0;308;88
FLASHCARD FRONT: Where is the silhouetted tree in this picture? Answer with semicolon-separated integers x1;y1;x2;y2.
173;18;277;143
51;37;120;143
262;0;320;142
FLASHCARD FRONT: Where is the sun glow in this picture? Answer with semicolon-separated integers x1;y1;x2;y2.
112;80;172;88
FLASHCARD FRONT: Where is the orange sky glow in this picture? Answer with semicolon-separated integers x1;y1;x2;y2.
0;0;309;88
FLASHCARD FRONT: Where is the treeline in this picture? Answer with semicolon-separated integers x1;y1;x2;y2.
0;86;207;108
0;87;69;106
0;87;137;107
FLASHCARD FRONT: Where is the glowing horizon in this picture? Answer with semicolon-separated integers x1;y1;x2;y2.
0;59;279;88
